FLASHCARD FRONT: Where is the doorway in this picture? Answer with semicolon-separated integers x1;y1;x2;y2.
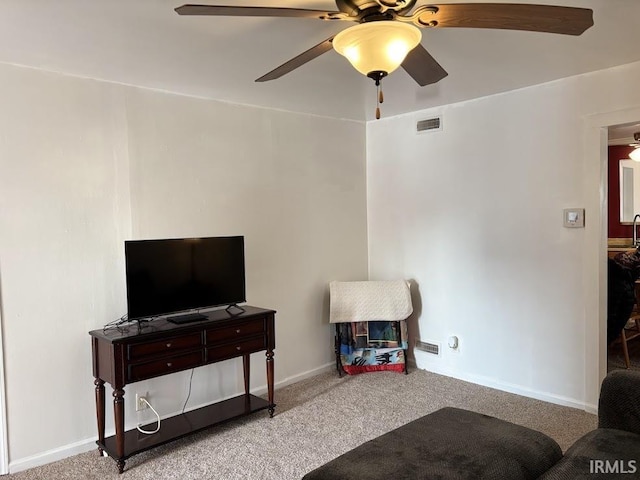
583;106;640;411
606;122;640;372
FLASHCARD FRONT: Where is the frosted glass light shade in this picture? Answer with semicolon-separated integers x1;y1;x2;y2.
333;22;422;76
630;147;640;162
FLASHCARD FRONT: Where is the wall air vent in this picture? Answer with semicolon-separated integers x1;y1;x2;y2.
416;116;442;134
415;340;440;355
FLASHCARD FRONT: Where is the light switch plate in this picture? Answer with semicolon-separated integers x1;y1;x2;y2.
563;208;585;228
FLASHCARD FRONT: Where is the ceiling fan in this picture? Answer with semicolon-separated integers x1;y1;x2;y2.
630;132;640;161
175;1;593;117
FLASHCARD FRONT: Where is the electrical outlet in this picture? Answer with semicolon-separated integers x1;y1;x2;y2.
136;392;148;411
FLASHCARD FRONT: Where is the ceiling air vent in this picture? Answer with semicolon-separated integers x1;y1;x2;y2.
416;340;440;355
416;116;442;134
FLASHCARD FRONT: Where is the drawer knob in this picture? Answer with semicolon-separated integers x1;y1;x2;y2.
166;343;172;348
236;346;241;351
236;329;241;334
167;362;172;367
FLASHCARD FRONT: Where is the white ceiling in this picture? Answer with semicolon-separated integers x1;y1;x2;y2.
609;123;640;146
1;0;640;121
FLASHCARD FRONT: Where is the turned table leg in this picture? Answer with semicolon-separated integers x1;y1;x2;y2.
94;378;105;455
113;388;126;474
266;349;275;417
242;353;250;396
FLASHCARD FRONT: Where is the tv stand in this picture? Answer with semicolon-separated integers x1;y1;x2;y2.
89;305;276;473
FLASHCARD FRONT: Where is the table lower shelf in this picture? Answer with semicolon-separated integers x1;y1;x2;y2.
99;394;271;460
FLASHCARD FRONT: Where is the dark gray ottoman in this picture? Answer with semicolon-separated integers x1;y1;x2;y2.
302;407;562;480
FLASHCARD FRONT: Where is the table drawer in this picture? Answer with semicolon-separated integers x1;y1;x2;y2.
127;332;202;361
207;336;266;362
206;319;265;345
128;351;203;382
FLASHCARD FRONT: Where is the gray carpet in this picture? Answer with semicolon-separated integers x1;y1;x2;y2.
6;369;597;480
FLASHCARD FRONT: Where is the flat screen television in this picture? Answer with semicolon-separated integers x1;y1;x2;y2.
125;236;246;322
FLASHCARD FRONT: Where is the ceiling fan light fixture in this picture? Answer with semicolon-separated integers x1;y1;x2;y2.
629;132;640;161
333;21;421;77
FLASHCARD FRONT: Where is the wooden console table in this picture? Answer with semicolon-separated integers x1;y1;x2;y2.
89;305;275;473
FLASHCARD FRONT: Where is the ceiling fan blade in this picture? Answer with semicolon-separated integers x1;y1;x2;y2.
175;4;342;19
424;4;593;35
256;37;335;82
402;44;448;86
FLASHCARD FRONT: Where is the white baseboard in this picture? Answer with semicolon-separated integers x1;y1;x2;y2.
8;361;336;474
414;362;591;411
9;437;97;474
254;361;335;396
584;403;598;415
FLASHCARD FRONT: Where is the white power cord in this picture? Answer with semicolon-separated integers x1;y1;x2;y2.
136;397;161;435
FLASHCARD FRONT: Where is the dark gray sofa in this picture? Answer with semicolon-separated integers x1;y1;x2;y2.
302;369;640;480
539;369;640;479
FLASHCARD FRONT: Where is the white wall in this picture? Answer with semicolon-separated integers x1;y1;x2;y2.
366;60;640;410
0;63;368;470
5;46;640;476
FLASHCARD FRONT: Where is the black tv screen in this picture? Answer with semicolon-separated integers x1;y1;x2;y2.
125;236;246;320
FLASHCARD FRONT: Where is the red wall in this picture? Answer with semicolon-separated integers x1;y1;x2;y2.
609;144;637;238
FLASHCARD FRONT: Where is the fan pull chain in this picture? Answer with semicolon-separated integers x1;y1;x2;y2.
368;71;387;120
375;82;384;120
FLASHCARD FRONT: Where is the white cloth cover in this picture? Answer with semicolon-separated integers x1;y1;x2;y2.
329;280;413;323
